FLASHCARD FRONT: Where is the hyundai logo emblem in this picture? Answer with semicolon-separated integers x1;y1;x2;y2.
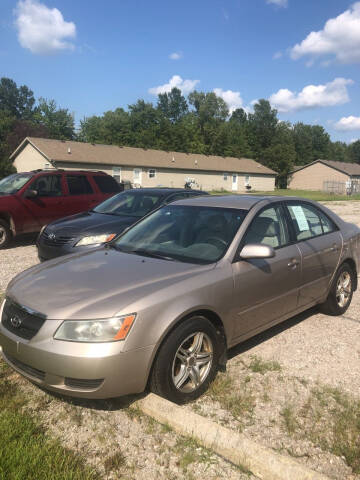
48;233;56;241
10;316;22;328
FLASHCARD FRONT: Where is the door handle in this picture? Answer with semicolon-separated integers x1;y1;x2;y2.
330;244;339;252
287;258;300;268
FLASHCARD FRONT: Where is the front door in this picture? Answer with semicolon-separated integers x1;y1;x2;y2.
232;174;238;191
133;168;142;186
20;174;64;231
285;201;343;308
231;204;301;339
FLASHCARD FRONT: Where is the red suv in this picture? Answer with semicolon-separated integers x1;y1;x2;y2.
0;170;121;248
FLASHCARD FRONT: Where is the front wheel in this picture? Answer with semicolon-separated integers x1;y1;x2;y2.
0;220;12;249
150;316;222;404
319;263;354;316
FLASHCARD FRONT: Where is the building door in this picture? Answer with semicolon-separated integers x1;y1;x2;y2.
133;168;142;186
232;174;238;191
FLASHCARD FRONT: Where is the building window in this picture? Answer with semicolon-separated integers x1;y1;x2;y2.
245;175;250;185
148;169;156;179
223;173;228;181
112;167;121;183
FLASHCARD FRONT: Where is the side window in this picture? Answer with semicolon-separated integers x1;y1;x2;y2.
66;175;93;195
93;176;120;194
243;205;290;249
30;175;62;197
166;193;189;203
286;203;329;241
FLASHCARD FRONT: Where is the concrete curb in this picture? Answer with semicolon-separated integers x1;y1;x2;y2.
136;393;330;480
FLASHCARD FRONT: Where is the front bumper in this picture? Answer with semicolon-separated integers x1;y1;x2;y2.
0;320;155;399
36;237;97;262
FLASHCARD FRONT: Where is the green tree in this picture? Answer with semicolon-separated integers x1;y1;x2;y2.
157;88;188;123
349;140;360;164
248;99;278;158
35;98;75;140
0;77;35;119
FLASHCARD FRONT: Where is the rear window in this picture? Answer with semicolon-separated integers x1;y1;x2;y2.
66;175;93;195
93;175;120;194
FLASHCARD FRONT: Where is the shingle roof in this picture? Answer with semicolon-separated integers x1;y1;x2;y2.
11;137;276;176
292;159;360;176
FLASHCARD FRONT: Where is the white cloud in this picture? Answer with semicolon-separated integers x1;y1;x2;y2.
213;88;246;114
266;0;288;7
273;51;283;60
14;0;76;55
269;78;353;113
334;116;360;131
149;75;199;95
290;2;360;64
350;138;359;143
169;52;182;60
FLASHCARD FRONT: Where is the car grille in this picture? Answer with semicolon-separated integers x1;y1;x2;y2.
4;353;45;382
64;377;104;390
1;299;46;340
41;231;75;246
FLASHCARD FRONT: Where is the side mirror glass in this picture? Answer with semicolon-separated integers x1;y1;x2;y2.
239;243;275;260
24;189;38;199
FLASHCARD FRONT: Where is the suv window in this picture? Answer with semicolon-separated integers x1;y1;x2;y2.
30;175;62;197
286;203;335;241
93;175;120;194
243;205;290;249
66;175;93;195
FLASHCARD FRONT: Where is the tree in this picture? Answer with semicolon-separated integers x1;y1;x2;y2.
0;77;35;119
35;98;75;140
248;99;278;157
188;91;229;129
157;88;188;123
349;140;360;164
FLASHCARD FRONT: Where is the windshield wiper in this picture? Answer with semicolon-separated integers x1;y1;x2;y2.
125;248;176;261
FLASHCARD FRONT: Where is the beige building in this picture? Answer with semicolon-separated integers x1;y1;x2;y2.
11;137;276;192
289;159;360;194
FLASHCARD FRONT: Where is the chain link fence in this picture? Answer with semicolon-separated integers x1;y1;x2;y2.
323;179;360;195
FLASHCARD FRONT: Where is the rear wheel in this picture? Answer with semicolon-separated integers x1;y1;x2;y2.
319;263;354;316
0;220;12;249
150;316;222;404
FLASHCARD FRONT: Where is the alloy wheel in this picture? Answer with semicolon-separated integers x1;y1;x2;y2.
336;271;352;308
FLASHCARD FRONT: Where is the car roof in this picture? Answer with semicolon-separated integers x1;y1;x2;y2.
172;194;317;210
126;188;206;196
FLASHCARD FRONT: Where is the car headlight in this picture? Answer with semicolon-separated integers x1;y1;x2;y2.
75;234;116;247
54;314;136;342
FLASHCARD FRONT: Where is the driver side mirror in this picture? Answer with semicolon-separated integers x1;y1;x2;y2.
239;243;275;260
24;189;38;199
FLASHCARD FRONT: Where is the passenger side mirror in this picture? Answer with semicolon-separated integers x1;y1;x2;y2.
239;243;275;260
24;189;38;199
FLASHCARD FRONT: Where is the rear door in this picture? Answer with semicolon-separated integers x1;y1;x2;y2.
20;174;64;231
62;174;97;215
91;175;120;204
231;203;302;339
285;201;342;308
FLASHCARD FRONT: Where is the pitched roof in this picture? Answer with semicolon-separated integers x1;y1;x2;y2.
11;137;276;176
292;159;360;176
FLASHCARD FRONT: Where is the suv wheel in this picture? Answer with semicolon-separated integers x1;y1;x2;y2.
0;220;11;249
150;316;222;404
319;263;354;316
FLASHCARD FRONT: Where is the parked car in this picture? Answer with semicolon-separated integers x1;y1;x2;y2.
1;195;359;403
0;170;122;248
37;188;208;261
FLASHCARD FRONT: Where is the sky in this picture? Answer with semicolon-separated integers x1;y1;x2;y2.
0;0;360;143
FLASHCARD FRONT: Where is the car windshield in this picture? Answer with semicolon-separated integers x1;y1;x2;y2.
114;205;247;264
0;173;33;194
93;191;163;217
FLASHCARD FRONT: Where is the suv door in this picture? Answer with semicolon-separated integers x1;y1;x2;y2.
285;201;342;308
62;174;97;215
21;174;64;231
231;203;302;339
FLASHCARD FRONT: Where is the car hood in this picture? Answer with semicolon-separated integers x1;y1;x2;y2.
6;248;215;320
47;211;138;236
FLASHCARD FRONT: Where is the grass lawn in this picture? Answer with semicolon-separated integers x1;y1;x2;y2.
0;360;99;480
211;189;360;201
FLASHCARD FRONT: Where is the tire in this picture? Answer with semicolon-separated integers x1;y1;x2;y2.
319;263;354;316
150;316;222;404
0;220;12;249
